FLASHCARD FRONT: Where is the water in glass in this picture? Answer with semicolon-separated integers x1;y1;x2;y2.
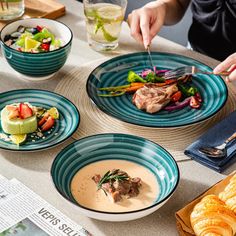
0;0;24;21
84;0;127;51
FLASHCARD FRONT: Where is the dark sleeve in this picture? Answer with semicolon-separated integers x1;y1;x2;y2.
189;0;236;61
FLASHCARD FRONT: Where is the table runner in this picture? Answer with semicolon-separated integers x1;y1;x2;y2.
55;56;236;162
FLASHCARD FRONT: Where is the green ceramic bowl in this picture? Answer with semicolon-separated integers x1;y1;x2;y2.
0;18;72;80
51;133;179;221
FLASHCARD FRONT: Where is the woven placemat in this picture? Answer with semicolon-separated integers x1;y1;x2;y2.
55;58;236;161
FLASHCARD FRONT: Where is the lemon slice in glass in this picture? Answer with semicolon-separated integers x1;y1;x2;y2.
10;134;27;145
25;37;41;52
47;107;59;119
100;26;117;42
97;5;123;21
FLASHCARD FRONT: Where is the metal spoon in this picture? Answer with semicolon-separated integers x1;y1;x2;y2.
198;132;236;158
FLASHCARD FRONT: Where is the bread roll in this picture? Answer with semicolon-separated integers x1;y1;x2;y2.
190;195;236;236
219;174;236;214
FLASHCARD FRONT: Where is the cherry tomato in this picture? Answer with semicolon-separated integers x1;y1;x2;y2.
190;96;201;109
195;92;202;102
171;91;182;102
41;43;50;51
38;113;50;126
41;116;55;131
165;79;176;85
36;25;43;32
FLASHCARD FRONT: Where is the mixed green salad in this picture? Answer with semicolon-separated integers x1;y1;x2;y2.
3;25;64;53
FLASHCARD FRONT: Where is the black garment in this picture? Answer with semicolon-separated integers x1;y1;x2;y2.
189;0;236;61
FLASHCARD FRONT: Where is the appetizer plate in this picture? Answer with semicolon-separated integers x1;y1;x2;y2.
0;89;80;151
86;52;228;128
51;133;179;221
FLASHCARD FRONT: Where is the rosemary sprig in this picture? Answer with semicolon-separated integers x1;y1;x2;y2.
97;169;129;193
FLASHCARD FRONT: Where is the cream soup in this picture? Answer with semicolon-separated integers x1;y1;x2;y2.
71;160;159;212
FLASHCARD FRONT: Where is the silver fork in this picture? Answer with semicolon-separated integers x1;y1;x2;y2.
164;65;233;80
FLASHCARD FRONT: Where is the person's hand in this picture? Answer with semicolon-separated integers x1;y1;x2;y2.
127;1;167;49
214;53;236;82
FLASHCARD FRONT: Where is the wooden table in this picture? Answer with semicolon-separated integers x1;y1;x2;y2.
0;1;235;235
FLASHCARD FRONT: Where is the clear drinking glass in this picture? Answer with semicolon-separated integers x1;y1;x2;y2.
83;0;127;51
0;0;24;21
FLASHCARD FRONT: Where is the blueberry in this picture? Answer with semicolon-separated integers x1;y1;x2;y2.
31;28;39;35
25;27;38;34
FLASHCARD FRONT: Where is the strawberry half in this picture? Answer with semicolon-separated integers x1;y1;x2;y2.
6;105;20;119
41;116;55;131
19;103;33;119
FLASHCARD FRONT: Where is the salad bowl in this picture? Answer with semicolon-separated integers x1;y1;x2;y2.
0;18;72;80
51;133;179;221
86;52;228;128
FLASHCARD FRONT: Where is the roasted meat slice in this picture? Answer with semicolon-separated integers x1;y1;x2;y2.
132;83;178;113
92;169;142;203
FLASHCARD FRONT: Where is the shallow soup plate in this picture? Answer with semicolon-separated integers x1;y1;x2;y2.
51;133;179;221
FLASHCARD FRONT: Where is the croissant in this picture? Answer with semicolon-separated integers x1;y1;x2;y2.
190;195;236;236
219;174;236;214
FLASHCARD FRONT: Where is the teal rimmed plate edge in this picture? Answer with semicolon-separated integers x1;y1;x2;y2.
86;52;228;128
0;89;80;152
50;133;180;215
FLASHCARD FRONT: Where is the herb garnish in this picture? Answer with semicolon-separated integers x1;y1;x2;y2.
97;169;129;196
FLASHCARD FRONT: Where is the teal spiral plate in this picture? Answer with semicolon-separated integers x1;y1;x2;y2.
86;52;228;128
0;89;80;151
51;133;179;214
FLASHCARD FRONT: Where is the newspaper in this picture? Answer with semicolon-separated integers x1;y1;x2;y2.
0;175;92;236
